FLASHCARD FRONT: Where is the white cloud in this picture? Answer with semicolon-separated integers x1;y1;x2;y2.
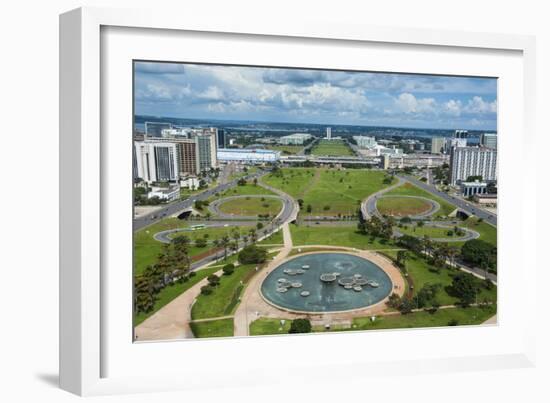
395;93;436;114
465;96;497;114
444;99;462;117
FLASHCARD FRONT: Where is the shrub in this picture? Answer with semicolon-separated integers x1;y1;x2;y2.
289;318;312;334
448;319;459;326
200;285;213;295
238;245;267;265
207;274;220;286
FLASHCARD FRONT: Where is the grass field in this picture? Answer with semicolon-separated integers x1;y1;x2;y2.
217;197;282;216
398;225;465;239
217;183;275;198
263;168;394;216
386;182;456;217
134;266;220;326
310;139;354;156
134;218;253;275
462;217;497;247
290;224;400;250
377;196;433;217
250;318;291;335
191;263;258;320
190;318;234;338
258;229;284;245
381;250;497;305
266;145;303;155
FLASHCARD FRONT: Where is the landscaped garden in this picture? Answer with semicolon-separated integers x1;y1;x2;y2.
385;182;456;217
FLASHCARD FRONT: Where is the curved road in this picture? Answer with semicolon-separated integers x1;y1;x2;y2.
361;177;405;220
393;221;480;242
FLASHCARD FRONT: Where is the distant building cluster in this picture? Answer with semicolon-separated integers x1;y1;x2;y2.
217;148;280;163
353;135;377;149
134;122;220;185
279;133;313;145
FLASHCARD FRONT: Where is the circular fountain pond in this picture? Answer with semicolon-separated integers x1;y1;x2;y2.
261;253;392;313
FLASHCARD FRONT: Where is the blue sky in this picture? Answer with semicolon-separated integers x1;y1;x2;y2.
134;62;497;130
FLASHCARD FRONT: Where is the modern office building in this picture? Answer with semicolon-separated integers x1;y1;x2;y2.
449;146;497;185
480;133;498;149
217;148;280;163
353;136;377;149
454;129;469;139
279;133;313;145
216;128;226;149
193;131;218;172
459;180;488;197
134;141;179;183
326;127;331;140
148;186;180;202
431;137;446;154
145;122;173;138
175;139;199;175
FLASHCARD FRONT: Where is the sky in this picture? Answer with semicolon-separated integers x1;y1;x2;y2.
134;61;497;130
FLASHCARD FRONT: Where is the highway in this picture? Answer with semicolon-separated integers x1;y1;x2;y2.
133;169;266;231
397;174;497;226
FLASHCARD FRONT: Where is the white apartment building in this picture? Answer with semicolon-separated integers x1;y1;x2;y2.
326;127;331;139
135;142;179;183
445;137;467;154
431;137;446;154
450;146;497;185
480;133;497;149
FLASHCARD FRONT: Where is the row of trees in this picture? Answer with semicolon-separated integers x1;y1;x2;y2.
134;236;193;314
357;215;394;240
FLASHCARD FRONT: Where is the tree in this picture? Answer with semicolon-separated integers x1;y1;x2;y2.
396;250;409;270
297;199;304;208
256;222;264;230
200;285;214;295
237;178;247;186
207;274;220;286
220;236;230;260
253;178;258;186
195;237;207;248
238;245;267;264
306;204;312;213
450;272;479;306
288;318;312;334
461;239;497;272
222;263;235;275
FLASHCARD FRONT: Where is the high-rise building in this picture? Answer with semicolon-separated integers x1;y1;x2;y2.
326;127;331;140
145;122;172;138
216;128;226;149
450;146;497;185
175;139;199;175
134;142;179;183
480;133;497;149
431;137;446;154
192;131;218;172
454;129;469;139
445;138;467;154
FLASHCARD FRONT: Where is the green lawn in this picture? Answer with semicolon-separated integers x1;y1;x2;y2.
381;250;497;305
217;183;276;197
134;218;253;275
250;318;291;335
386;182;456;217
134;266;220;326
263;168;395;216
377;196;433;217
352;305;496;330
191;263;258;320
266;145;303;155
462;217;497;247
258;229;284;245
290;224;399;250
190;318;234;338
310;139;354;156
398;225;464;239
217;197;282;216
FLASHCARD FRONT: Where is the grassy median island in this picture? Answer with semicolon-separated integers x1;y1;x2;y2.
217;197;282;216
191;263;258;320
290;224;400;250
463;217;497;247
218;183;276;197
310;139;354;156
190;318;234;338
134;218;255;275
377;196;433;217
263;167;395;216
386;182;456;217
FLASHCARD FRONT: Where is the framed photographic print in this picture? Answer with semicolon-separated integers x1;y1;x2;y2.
60;7;537;396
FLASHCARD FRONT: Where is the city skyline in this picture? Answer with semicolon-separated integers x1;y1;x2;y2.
134;61;498;131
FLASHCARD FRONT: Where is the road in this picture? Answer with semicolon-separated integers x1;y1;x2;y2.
133;169;266;231
397;174;497;226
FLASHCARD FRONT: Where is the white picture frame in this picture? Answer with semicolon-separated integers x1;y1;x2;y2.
60;6;537;396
